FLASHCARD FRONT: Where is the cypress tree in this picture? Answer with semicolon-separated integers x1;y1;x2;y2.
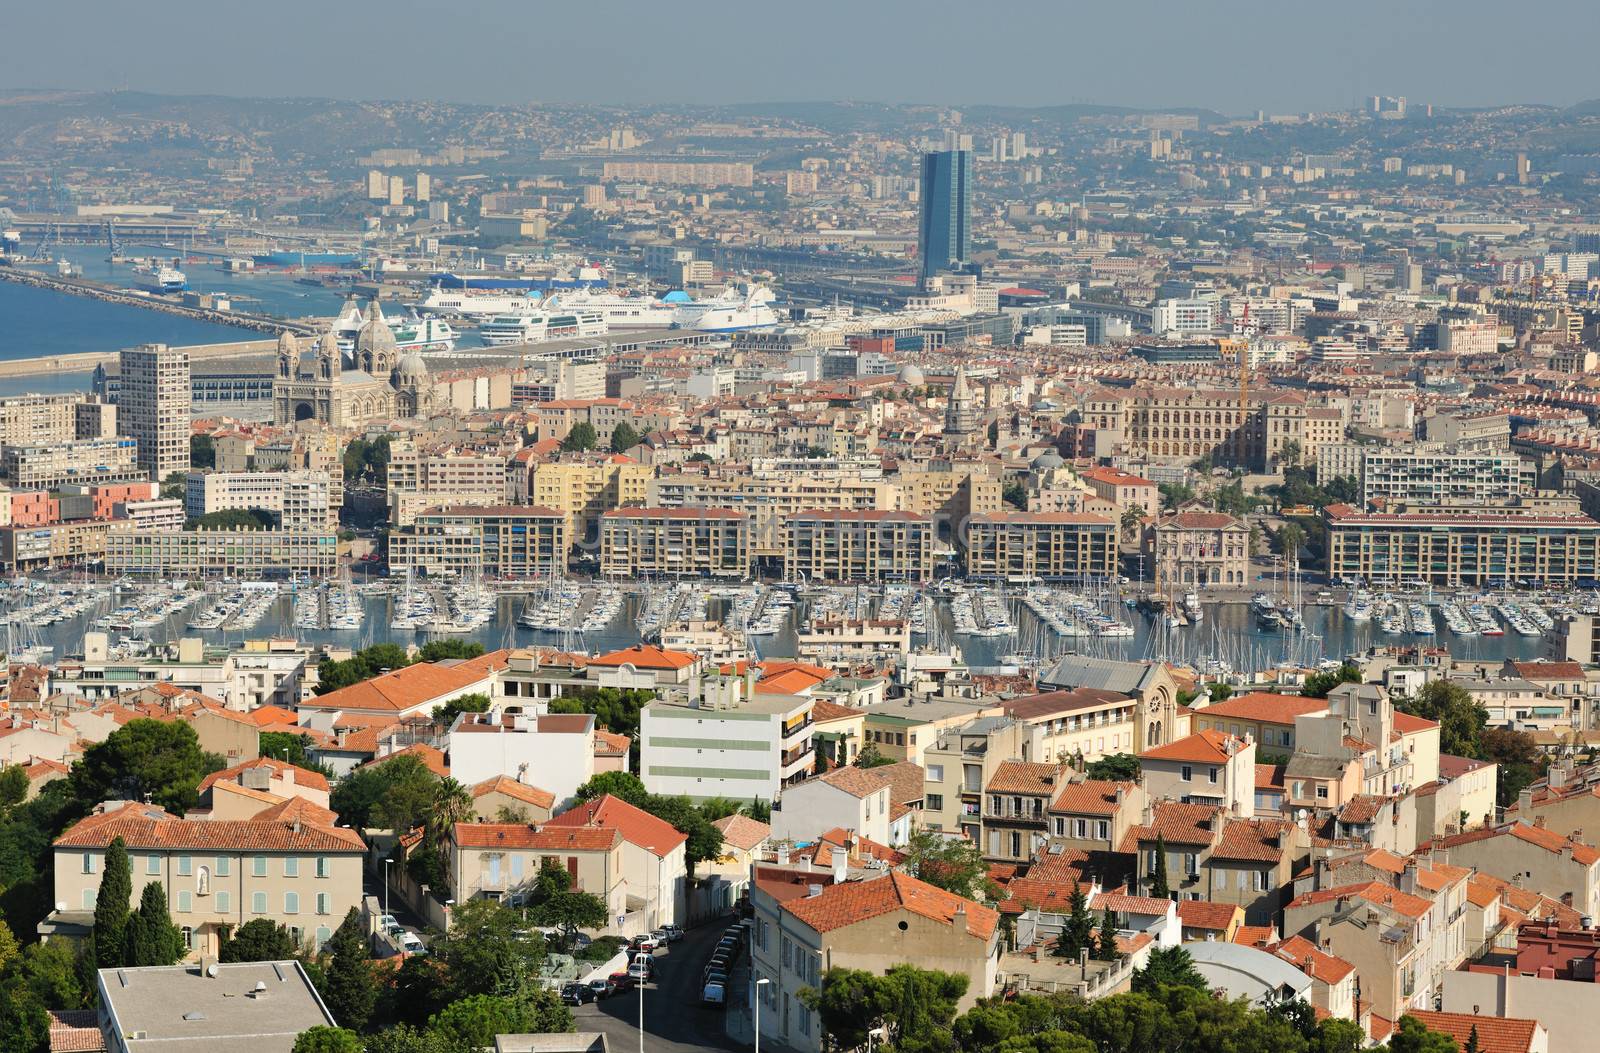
93;837;133;969
1150;834;1172;899
1097;910;1122;961
322;907;375;1031
125;881;185;966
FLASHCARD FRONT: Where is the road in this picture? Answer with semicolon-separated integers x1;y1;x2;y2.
573;920;745;1053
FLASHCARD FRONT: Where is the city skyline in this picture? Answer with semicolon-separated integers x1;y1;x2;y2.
7;0;1600;114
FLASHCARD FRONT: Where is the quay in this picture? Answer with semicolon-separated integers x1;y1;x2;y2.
0;264;316;337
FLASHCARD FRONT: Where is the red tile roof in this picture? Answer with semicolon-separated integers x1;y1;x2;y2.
306;651;509;713
985;760;1061;796
1119;802;1222;850
1406;1011;1541;1053
362;743;449;778
1286;880;1433;920
587;644;697;671
1275;934;1355;984
1050;779;1135;816
1195;692;1328;725
1391;711;1439;735
451;822;621;852
543;794;688;857
1175;899;1241;932
1138;728;1248;765
712;813;771;853
198;756;330;795
472;776;556;811
1213;818;1295;862
783;871;998;940
55;802;362;852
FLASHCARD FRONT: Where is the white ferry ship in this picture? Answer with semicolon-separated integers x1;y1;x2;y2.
332;298;457;353
543;288;676;328
421;288;546;317
479;310;608;346
670;285;780;331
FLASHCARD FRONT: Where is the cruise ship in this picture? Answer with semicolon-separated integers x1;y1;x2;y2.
332;299;458;353
543;288;677;328
421;288;546;317
670;285;780;331
479;310;608;346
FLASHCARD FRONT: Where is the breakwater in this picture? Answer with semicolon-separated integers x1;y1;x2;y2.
0;265;317;337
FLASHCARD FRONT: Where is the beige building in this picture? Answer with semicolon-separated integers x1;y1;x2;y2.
918;714;1040;842
600;507;750;578
184;470;337;531
1138;730;1257;816
3;437;141;490
50;802;364;957
118;344;190;481
1000;687;1143;764
963;511;1119;581
389;505;567;579
784;510;935;583
648;461;894;554
750;870;999;1053
0;393;115;448
1150;510;1250;588
1324;504;1600;587
449;822;628;924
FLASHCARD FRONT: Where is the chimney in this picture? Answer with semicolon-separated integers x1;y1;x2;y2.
1550;764;1570;791
1519;787;1535;816
1399;860;1417;896
1314;857;1328;891
776;845;790;866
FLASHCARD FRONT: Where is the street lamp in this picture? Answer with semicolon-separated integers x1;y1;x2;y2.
633;950;653;1053
754;976;770;1053
382;859;391;927
443;899;454;953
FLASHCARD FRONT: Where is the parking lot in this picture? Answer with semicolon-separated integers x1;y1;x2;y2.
571;920;745;1053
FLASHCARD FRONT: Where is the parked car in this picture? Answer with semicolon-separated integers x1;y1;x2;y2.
629;934;660;954
399;932;427;955
702;981;727;1007
561;982;595;1006
609;971;637;994
659;924;685;943
650;929;670;946
377;914;399;931
703;967;729;988
587;977;617;1000
627;956;655;981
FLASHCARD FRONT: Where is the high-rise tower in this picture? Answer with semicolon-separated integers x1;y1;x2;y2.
918;149;972;282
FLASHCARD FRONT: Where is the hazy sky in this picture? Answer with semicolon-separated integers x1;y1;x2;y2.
8;0;1597;114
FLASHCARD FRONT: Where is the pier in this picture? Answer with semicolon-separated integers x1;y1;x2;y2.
0;265;317;337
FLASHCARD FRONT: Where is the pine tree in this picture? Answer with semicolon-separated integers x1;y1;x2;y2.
1096;910;1122;961
322;907;375;1032
93;837;133;969
124;881;185;966
1055;880;1094;959
1465;1024;1480;1053
1150;834;1172;899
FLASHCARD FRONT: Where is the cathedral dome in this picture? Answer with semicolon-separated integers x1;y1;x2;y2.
356;301;397;361
395;351;429;382
316;326;341;359
277;330;299;356
1030;449;1066;471
897;363;925;386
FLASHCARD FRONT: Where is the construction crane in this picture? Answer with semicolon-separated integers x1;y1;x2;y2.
104;219;119;260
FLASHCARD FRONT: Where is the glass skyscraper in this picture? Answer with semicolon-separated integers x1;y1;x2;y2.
918;149;972;281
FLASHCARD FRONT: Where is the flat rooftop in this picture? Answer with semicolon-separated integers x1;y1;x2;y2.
98;960;335;1053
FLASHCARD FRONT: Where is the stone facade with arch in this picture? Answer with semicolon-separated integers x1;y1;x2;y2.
273;301;435;429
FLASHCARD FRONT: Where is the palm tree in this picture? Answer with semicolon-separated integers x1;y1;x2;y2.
1120;507;1145;547
426;778;474;846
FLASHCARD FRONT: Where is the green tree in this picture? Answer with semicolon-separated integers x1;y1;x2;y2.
854;742;893;768
160;472;186;500
877;963;969;1051
1277;522;1307;558
561;422;598;452
363;1024;452;1053
546;687;653;740
1119;506;1146;546
610;422;641;454
431;692;491;728
316;643;415;695
190;434;216;469
573;771;647;806
1096;911;1121;962
524;859;608;949
428;992;571;1050
1159;482;1194;511
1149;834;1171;899
901;829;996;901
1389;1014;1461;1053
1302;663;1362;699
1465;1023;1480;1053
1280;439;1302;467
415;640;485;663
1398;680;1487;759
69;718;222;815
1207;683;1234;703
1131;945;1207;993
800;968;892;1052
1480;726;1546;808
0;767;29;815
1055;881;1094;959
1084;753;1140;781
640;793;722;875
293;1026;363;1053
438;898;545;1001
93;837;133;969
323;908;376;1032
219;918;298;963
124;881;185;966
1002;480;1029;510
187;508;277;531
257;733;331;777
1314;1016;1366;1053
330;754;440;832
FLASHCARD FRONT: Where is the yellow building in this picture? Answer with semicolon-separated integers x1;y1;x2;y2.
528;458;654;541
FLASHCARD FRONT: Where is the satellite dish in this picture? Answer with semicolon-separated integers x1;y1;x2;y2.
206;963;219;978
54;901;65;912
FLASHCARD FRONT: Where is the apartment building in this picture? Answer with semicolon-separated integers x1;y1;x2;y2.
1138;730;1257;816
1121;802;1305;923
447;709;597;809
750;870;998;1053
919;716;1041;842
771;765;895;848
640;689;815;804
2;437;141;490
388;505;568;578
1324;504;1600;586
600;506;750;578
449;822;627;923
528;458;654;540
0;392;114;447
1150;511;1250;587
1358;444;1534;507
784;510;934;583
980;760;1063;864
0;519;118;571
50;801;364;957
1047;777;1145;859
1426;821;1600;920
1078;466;1159;519
999;687;1142;764
893;468;1004;524
118;344;190;480
650;461;895;554
543;793;689;929
184;470;337;531
386;441;513;527
963;511;1118;581
104;529;338;579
